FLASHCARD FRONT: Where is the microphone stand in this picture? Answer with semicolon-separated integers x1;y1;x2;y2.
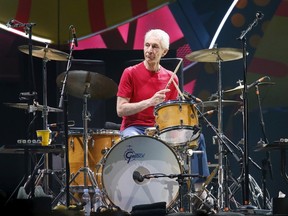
254;85;272;209
58;37;74;207
237;11;263;206
19;20;37;198
143;173;203;211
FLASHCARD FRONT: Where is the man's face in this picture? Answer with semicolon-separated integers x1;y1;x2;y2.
144;36;166;63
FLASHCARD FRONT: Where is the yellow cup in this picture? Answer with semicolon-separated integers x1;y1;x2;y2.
36;129;51;146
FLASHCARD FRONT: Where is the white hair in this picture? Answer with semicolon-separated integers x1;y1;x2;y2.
144;29;170;50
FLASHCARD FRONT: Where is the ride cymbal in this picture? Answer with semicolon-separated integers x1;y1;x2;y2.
224;82;276;95
18;45;69;61
185;47;243;62
4;102;63;113
197;100;242;108
56;70;118;100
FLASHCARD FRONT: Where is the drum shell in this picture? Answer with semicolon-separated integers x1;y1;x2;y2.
154;100;200;146
68;130;120;187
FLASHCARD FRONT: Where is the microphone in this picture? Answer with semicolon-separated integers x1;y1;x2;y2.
247;76;269;89
104;122;121;130
6;19;36;28
256;11;264;20
48;120;75;128
6;19;14;28
183;91;202;103
133;171;144;182
70;25;78;47
199;109;216;119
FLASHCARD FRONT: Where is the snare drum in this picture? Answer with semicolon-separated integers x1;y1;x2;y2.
154;100;200;147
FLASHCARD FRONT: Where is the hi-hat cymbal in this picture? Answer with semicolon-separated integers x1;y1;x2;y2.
4;102;63;112
185;47;243;62
224;82;276;95
56;70;118;99
18;45;69;61
197;100;242;108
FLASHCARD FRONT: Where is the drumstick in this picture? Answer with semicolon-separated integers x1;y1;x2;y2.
164;58;185;100
165;58;183;89
172;79;185;100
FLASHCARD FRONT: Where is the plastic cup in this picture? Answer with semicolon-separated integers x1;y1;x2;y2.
36;129;51;146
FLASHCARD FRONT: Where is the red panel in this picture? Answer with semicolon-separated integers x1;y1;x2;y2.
88;0;107;32
15;0;32;23
275;0;288;17
249;57;288;77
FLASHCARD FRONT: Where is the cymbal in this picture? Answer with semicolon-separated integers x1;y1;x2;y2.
56;70;118;99
254;140;288;152
224;82;276;95
185;47;243;62
18;45;69;61
4;102;63;112
197;100;242;108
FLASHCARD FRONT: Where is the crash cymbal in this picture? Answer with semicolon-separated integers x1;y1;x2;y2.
224;82;276;95
197;100;242;108
185;47;243;62
18;45;69;61
56;70;118;99
4;102;63;112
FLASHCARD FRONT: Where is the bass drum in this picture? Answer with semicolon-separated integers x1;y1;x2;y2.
100;135;182;212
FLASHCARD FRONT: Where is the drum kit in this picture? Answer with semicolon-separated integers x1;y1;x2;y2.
4;44;275;214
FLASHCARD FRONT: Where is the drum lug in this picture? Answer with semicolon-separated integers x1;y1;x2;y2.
91;138;95;148
70;137;74;151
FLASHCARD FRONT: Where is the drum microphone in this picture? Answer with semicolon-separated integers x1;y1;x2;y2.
133;171;144;182
183;91;202;103
70;25;78;47
48;120;75;127
199;109;217;119
247;76;270;89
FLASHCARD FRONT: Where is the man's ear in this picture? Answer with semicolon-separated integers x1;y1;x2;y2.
162;49;168;57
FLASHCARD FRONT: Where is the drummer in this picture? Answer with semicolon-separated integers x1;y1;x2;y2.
116;29;210;193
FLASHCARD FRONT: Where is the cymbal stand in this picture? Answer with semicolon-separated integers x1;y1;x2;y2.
30;44;59;197
194;102;242;211
214;51;226;210
41;45;50;193
68;90;98;189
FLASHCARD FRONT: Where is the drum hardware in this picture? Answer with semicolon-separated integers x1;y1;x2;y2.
223;80;275;96
237;12;265;208
4;101;63;113
56;70;118;100
196;100;242;109
55;66;118;206
68;92;99;190
18;45;69;61
186;45;245;211
17;43;68;200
